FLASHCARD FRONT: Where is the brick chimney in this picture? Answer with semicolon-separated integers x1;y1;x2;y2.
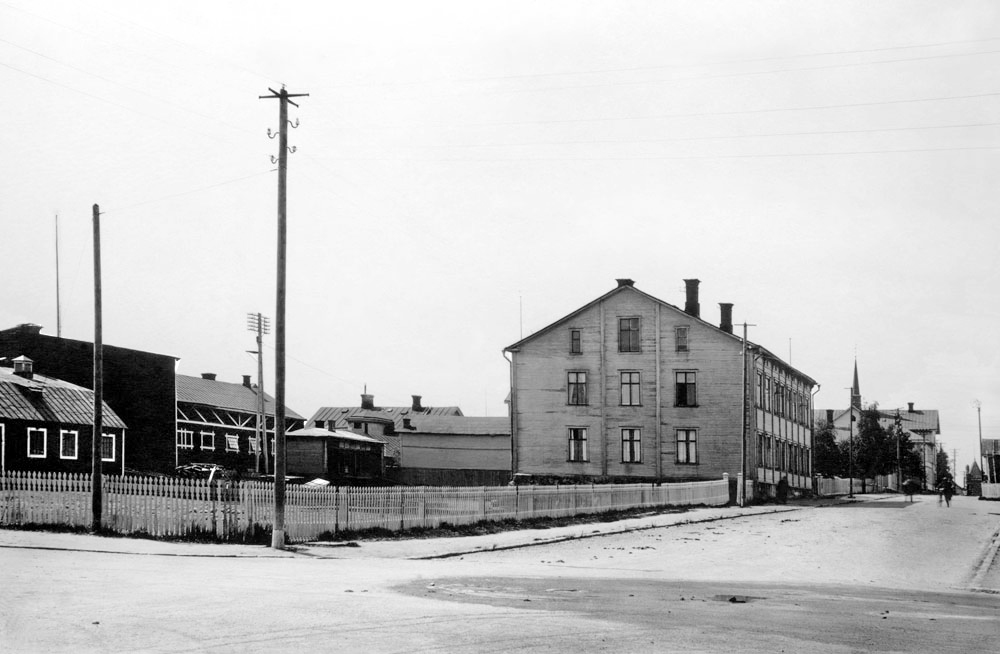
242;375;252;388
719;303;733;334
616;278;635;288
201;373;216;381
683;279;700;318
361;393;375;410
908;402;915;413
411;395;424;412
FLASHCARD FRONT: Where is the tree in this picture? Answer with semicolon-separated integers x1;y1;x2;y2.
813;421;844;477
935;448;951;485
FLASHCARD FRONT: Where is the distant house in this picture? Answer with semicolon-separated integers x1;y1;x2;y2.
397;416;511;486
310;394;463;478
504;278;818;494
175;373;304;473
285;426;384;483
0;323;176;473
1;356;127;474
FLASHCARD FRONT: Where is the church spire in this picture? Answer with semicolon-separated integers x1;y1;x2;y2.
851;358;861;409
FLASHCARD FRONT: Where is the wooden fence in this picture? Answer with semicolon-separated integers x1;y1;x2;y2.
816;474;898;497
0;471;731;543
982;483;1000;500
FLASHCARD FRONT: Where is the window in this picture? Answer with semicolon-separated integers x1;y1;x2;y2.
621;428;641;463
618;317;640;352
200;431;215;450
567;371;588;405
249;436;260;454
27;427;47;458
568;428;588;462
101;433;115;462
569;329;582;354
676;429;697;464
60;430;78;459
675;371;697;407
177;429;194;449
225;434;240;452
620;371;641;406
675;326;689;352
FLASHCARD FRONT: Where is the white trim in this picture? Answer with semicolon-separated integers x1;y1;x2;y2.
225;434;239;452
1;422;5;472
200;431;215;450
176;429;194;449
59;429;78;460
101;432;116;462
27;427;47;458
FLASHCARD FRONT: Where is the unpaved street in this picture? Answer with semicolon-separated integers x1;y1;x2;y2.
1;494;998;653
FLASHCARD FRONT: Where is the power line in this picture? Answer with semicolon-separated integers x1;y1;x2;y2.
103;169;276;214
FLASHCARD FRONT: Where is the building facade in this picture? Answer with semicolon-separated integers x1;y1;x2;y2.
504;279;817;493
1;356;127;474
397;416;511;486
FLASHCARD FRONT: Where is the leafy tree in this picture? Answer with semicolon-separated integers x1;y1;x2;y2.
853;406;897;491
935;448;951;485
813;421;843;477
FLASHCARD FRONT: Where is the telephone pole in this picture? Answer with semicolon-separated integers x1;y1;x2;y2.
247;313;270;473
91;204;103;532
260;85;308;549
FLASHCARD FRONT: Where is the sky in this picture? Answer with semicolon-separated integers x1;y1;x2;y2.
1;1;997;477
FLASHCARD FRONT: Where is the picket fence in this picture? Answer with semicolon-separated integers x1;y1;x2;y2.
0;471;730;543
816;474;898;497
982;483;1000;500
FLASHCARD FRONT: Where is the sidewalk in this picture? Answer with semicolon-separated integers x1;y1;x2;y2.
0;499;835;560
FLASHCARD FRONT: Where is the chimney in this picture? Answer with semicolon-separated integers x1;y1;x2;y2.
683;279;700;318
201;373;217;381
411;395;424;412
907;402;915;413
314;419;325;429
242;375;252;388
719;303;733;334
403;417;413;430
826;409;834;424
361;393;375;410
616;278;635;288
12;355;33;380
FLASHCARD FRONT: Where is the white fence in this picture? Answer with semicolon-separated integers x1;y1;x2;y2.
816;474;898;497
983;483;1000;500
0;472;731;543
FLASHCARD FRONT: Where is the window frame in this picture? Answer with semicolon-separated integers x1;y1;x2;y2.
225;434;240;453
620;371;641;406
177;429;194;449
675;325;689;352
567;371;588;406
675;371;698;407
676;429;698;464
200;431;215;450
569;328;582;354
27;427;47;458
621;428;642;463
59;429;78;460
618;317;641;353
567;427;589;462
101;432;115;462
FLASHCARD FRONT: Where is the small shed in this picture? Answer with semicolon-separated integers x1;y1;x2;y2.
285;426;384;484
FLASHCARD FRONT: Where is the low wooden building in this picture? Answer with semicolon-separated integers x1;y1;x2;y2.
397;416;511;486
285;426;384;484
1;356;127;474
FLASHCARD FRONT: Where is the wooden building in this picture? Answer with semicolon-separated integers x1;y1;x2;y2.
504;278;817;495
1;356;127;474
397;416;511;486
0;323;176;473
285;426;384;483
175;373;304;474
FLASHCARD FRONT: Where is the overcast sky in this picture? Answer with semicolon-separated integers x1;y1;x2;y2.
2;1;997;476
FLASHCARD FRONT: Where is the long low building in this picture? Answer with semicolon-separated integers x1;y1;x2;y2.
397;415;511;486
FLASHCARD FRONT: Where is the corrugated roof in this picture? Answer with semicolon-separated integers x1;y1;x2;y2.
309;404;464;432
0;368;127;428
176;374;304;420
286;427;383;445
401;416;510;436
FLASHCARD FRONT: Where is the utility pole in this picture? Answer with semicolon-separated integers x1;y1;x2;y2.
974;400;983;482
260;85;308;550
739;322;756;507
847;387;854;499
55;214;62;338
247;313;270;473
91;204;103;532
894;410;902;492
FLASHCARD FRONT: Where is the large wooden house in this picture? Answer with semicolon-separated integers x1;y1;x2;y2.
1;356;127;474
504;278;818;495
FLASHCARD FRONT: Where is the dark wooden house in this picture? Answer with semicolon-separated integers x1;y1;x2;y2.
285;426;384;483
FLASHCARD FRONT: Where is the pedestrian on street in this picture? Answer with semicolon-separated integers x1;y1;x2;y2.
776;477;789;504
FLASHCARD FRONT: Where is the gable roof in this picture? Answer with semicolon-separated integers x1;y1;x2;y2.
402;416;511;436
310;404;464;432
286;426;384;445
0;367;127;428
504;281;817;385
813;407;941;437
176;374;304;420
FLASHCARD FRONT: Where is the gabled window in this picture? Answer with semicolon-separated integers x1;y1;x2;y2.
675;371;697;407
675;326;689;352
618;317;640;352
676;429;697;464
200;431;215;450
620;371;641;406
621;428;641;463
567;372;588;405
27;427;47;458
568;427;588;462
177;429;194;449
225;434;240;452
569;329;582;354
101;433;115;462
60;430;78;460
